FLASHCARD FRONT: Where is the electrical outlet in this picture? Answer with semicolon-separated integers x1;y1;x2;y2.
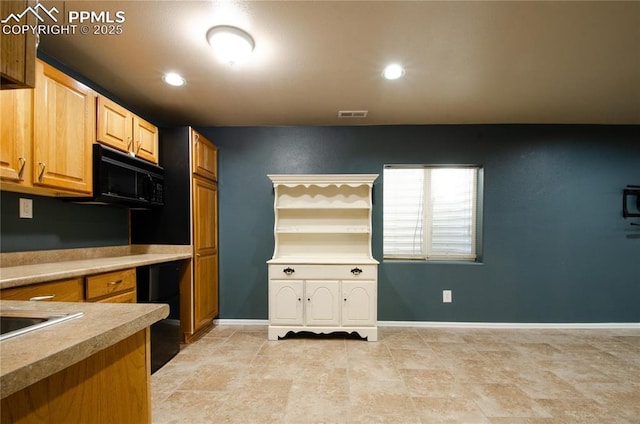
442;290;452;303
19;198;33;219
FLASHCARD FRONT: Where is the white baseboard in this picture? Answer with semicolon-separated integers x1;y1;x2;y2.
214;319;639;330
378;321;640;329
214;319;269;326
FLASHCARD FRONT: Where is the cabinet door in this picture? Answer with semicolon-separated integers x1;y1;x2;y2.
192;130;217;181
133;116;158;164
269;280;303;325
194;253;218;329
34;61;94;194
0;0;36;88
341;280;377;326
96;95;132;153
0;88;32;183
193;177;218;329
305;280;340;326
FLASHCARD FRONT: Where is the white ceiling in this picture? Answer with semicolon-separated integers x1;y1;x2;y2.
38;1;640;127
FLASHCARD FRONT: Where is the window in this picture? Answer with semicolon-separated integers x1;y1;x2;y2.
383;166;481;261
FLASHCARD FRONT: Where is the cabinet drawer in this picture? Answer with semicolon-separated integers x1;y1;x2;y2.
268;264;376;280
94;289;137;304
0;278;84;302
86;268;136;301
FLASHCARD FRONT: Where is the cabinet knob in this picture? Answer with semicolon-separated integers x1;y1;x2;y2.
298;298;302;302
283;267;295;276
350;267;363;276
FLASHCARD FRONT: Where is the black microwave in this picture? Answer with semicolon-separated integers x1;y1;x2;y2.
70;144;164;208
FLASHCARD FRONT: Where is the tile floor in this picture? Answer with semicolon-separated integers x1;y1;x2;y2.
151;325;640;423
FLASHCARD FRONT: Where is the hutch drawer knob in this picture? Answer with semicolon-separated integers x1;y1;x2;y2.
283;267;295;276
350;267;363;275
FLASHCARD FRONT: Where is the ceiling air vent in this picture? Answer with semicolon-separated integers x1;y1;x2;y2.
338;110;368;118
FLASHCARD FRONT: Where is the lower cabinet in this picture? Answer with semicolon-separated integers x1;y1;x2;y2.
268;264;377;341
0;269;136;304
85;268;136;303
0;278;84;302
1;329;151;424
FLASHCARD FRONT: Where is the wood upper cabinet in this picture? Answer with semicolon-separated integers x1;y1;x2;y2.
192;129;217;181
0;88;33;185
134;116;159;163
96;95;132;152
0;0;36;89
34;60;94;194
97;94;159;164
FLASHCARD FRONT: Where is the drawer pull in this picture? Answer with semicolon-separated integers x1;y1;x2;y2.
350;267;363;276
108;279;123;286
30;295;55;301
283;267;295;276
37;162;46;182
18;157;26;178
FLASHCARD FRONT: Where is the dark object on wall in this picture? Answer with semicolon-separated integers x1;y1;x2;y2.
137;261;181;373
622;185;640;218
131;127;191;244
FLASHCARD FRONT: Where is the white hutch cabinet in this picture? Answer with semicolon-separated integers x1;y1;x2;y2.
267;174;379;341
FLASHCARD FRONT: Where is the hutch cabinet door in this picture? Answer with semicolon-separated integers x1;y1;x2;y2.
341;280;377;326
269;280;304;325
305;280;340;326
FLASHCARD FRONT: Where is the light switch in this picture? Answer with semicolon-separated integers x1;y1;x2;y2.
442;290;452;303
19;198;33;219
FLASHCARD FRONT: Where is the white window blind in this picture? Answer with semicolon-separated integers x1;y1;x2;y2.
383;166;478;260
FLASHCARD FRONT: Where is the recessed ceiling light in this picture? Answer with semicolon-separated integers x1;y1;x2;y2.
163;72;186;87
206;25;255;65
383;63;404;80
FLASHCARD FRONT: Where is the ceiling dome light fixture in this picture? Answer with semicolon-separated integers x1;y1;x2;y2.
383;63;405;80
206;25;255;65
163;72;186;87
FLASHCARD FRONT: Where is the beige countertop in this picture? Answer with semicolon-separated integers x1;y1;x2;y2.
0;245;192;290
0;299;169;399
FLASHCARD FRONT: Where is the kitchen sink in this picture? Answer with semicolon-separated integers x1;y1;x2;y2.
0;310;84;341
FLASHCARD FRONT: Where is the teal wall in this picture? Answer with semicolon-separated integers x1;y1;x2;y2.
199;124;640;323
2;123;638;323
0;190;129;252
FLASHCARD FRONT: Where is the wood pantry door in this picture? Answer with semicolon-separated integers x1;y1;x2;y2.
193;176;219;329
